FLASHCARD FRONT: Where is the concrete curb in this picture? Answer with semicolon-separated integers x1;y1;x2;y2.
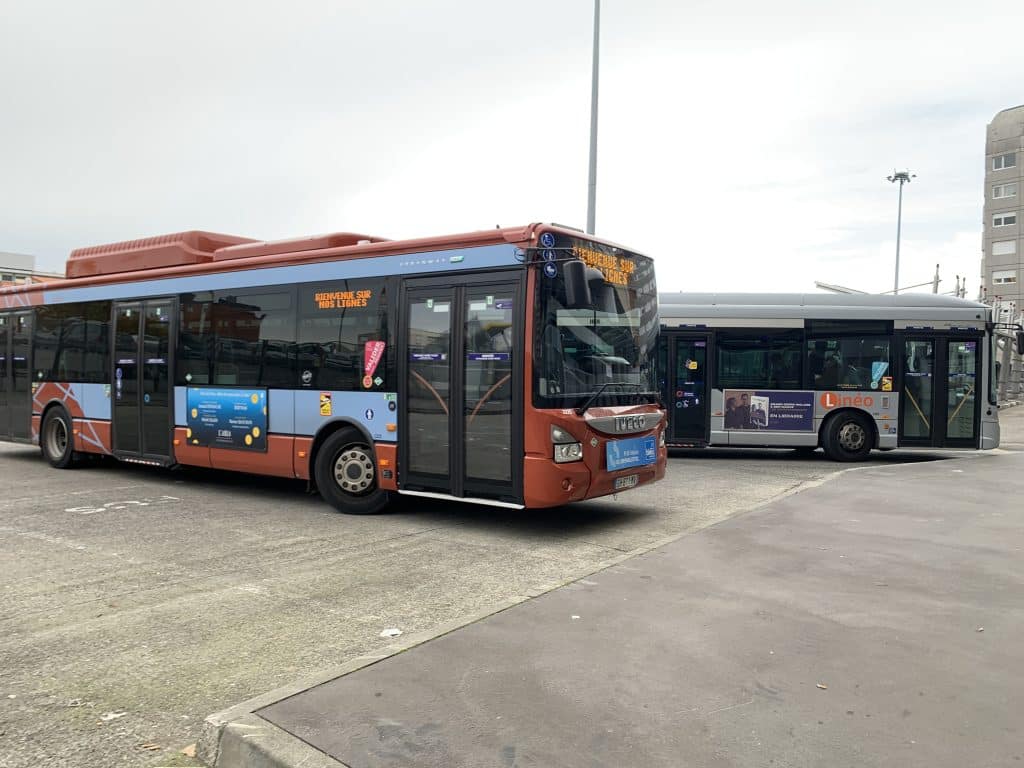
196;459;936;767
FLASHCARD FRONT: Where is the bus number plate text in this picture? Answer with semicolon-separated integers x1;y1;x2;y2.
614;474;639;490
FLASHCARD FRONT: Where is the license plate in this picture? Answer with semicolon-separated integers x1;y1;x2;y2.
614;474;639;490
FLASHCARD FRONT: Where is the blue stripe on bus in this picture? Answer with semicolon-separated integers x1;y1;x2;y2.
77;383;111;420
44;243;520;304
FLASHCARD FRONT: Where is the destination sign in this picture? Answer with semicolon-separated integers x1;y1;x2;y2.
314;288;373;310
572;245;636;287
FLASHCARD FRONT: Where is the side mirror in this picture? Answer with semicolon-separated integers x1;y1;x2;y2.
1016;330;1024;354
563;259;592;309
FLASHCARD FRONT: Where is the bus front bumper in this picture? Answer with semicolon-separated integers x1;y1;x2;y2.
522;445;667;508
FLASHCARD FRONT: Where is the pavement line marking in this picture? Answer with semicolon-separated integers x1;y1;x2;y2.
0;484;147;510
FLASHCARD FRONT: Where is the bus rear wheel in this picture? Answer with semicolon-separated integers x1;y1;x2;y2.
314;427;390;514
41;407;77;469
822;411;873;462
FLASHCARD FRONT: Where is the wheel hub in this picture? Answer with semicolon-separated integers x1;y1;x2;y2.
333;447;375;495
837;422;866;452
47;417;68;458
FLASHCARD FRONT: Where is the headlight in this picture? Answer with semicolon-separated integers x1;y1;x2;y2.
554;442;583;463
659;429;666;447
551;425;583;463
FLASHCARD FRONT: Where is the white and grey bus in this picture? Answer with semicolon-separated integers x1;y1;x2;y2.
657;293;1008;461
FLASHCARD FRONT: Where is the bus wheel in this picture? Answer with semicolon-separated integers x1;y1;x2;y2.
823;412;872;462
314;428;390;514
41;407;77;469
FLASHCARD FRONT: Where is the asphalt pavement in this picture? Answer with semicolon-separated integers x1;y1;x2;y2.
0;421;956;768
208;409;1024;768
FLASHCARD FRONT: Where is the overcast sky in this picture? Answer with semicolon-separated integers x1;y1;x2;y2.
1;1;1021;296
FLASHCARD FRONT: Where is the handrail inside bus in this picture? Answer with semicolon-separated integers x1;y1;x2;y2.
947;385;975;426
904;387;930;430
468;375;511;426
410;371;449;416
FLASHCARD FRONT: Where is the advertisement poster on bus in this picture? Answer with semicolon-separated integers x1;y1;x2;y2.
724;389;814;431
186;388;268;451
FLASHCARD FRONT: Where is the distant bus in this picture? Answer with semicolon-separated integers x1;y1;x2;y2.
0;225;665;513
657;292;1006;460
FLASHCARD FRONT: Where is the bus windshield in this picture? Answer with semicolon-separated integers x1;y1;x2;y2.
533;238;659;409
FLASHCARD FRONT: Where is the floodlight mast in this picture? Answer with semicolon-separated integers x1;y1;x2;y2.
586;0;600;235
887;169;916;294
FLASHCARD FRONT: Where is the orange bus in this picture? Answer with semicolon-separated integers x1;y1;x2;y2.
0;224;665;513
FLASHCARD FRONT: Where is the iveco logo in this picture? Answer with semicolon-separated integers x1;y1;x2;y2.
615;415;647;433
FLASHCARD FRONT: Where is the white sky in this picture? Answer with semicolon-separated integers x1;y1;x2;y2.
1;0;1021;296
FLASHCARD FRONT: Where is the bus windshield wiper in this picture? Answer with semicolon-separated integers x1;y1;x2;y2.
575;382;642;416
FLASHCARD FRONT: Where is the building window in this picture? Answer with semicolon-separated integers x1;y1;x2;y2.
993;183;1018;199
993;212;1017;227
993;270;1018;285
992;240;1017;256
993;152;1017;171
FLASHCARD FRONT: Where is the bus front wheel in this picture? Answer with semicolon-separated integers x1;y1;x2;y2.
41;407;77;469
314;427;390;514
822;411;873;462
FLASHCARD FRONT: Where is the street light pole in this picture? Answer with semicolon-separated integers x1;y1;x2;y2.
887;169;915;294
586;0;600;235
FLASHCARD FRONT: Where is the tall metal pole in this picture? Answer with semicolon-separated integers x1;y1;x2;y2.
586;0;600;235
894;181;904;294
887;169;914;294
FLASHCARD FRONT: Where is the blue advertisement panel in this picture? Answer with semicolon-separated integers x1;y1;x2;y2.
186;388;268;451
724;389;815;431
606;435;658;471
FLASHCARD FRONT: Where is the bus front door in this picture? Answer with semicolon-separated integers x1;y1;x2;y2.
666;334;709;445
0;312;32;441
399;276;522;504
900;335;981;448
112;300;175;463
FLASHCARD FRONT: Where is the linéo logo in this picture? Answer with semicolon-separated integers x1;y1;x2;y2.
820;392;875;409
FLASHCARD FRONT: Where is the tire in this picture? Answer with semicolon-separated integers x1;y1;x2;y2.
41;407;77;469
314;427;390;514
822;411;873;462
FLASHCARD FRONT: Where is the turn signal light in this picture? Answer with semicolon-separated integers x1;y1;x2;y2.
386;423;397;432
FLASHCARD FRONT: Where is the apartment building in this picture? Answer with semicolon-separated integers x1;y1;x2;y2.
982;105;1024;316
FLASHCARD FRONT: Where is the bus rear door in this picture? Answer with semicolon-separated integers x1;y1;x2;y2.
111;300;176;463
900;334;982;448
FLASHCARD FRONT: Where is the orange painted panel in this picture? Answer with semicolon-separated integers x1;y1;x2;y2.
73;419;112;455
294;437;314;481
374;443;397;491
209;434;296;479
173;427;212;468
32;383;85;418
